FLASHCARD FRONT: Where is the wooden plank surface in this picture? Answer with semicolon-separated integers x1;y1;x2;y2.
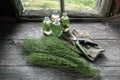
0;22;120;39
0;22;120;80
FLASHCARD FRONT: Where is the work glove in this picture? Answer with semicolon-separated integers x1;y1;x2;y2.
60;29;105;61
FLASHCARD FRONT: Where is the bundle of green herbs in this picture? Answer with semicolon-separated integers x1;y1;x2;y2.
22;36;100;77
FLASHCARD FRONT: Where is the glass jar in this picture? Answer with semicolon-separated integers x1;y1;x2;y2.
60;12;70;32
51;20;62;37
51;10;60;22
42;17;52;35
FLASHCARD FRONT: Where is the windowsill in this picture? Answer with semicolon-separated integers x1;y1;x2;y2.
21;9;104;18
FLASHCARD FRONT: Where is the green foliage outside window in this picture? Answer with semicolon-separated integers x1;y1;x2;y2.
21;0;97;10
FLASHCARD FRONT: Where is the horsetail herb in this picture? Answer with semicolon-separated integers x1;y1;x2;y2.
22;36;100;77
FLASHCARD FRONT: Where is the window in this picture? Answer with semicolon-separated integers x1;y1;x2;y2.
13;0;112;18
21;0;61;17
64;0;97;11
22;0;60;10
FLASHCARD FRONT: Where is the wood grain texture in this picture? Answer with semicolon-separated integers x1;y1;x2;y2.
0;22;120;80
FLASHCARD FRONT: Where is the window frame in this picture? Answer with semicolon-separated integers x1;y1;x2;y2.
62;0;113;18
98;0;113;17
11;0;23;16
13;0;113;18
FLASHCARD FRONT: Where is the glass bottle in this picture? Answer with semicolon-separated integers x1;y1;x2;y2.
61;12;70;32
51;20;62;37
41;17;52;35
51;10;60;22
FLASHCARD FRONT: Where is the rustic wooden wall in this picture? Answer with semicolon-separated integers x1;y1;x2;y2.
110;0;120;16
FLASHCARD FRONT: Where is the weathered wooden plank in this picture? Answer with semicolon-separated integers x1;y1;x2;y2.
0;66;90;80
0;22;120;39
99;67;120;76
0;39;120;67
0;40;27;65
0;66;120;80
70;22;120;39
105;77;120;80
0;22;43;39
93;39;120;67
95;40;120;66
0;22;120;80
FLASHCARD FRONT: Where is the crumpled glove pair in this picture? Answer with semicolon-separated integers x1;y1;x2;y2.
60;29;105;61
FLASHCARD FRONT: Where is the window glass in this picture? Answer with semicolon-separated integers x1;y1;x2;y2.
20;0;111;18
64;0;97;11
21;0;60;10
